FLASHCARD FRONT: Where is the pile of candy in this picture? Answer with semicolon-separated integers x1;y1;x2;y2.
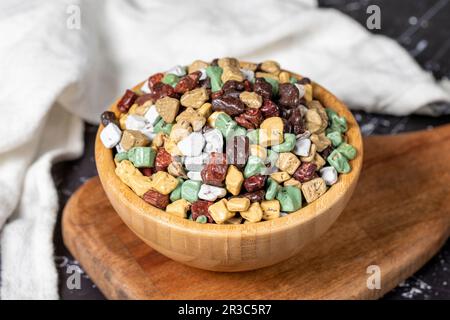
100;58;357;224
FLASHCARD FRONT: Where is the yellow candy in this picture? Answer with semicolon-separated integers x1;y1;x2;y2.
279;71;291;83
120;130;150;151
150;171;179;195
166;199;191;218
176;107;206;132
259;60;281;75
208;199;235;224
239;92;262;109
115;160;153;197
240;202;263;223
180;87;209;109
301;178;327;203
255;72;279;81
250;144;267;161
197;102;212;118
304;84;313;102
261;200;281;220
259;117;284;147
270;171;291;183
226;197;250;212
276;152;301;175
207;111;226;128
188;60;209;73
156;96;180;123
225;165;244;196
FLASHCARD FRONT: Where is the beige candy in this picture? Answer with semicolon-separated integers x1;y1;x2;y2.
276;152;301;175
166;199;191;218
305;109;325;134
284;178;302;190
176;107;206;132
208;199;235;224
150;171;179;195
240;202;263;223
259;117;284;147
128;103;150;116
300;143;316;163
304;84;313;102
310;133;331;152
239;91;262;109
218;57;240;68
239;61;258;71
197;102;212;118
312;153;326;171
225;165;244;196
301;178;327;203
120;130;150;151
260;60;281;75
255;72;279;81
188;60;209;73
270;171;291;183
219;58;244;83
180;87;209;109
115;160;153;197
119;114;128;130
155;96;180;123
167;161;187;178
279;71;291;83
163;136;183;156
207;111;226;128
261;200;281;220
170;120;192;143
306;100;328;133
151;132;166;148
226;197;250;212
250;144;267;160
224;216;243;225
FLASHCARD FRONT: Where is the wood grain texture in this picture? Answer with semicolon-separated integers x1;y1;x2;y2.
94;72;363;271
63;124;450;300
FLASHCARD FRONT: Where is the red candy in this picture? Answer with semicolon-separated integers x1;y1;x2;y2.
155;148;172;172
174;71;201;94
293;162;317;183
143;190;169;209
117;89;138;113
235;108;263;129
201;152;228;187
191;200;214;223
243;175;266;192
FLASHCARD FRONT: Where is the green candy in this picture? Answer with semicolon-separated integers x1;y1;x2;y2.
215;113;237;138
326;131;343;147
327;149;351;173
114;152;128;163
244;155;266;178
263;77;279;96
276;186;302;212
289;77;298;84
162;73;180;87
127;147;156;168
181;180;201;203
326;108;347;133
265;178;280;201
246;129;260;144
153;118;173;135
170;179;184;202
271;133;296;153
206;66;223;92
265;149;279;166
230;125;247;138
336;143;357;160
196;215;208;224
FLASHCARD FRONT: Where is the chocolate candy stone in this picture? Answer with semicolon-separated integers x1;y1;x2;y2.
170;180;183;202
243;175;266;193
181;180;202;203
206;66;223;92
265;178;280;201
271;133;296;153
276;186;302;212
241;190;265;202
127;147;156;168
244;155;266;178
336;143;357;160
211;96;245;116
101;111;119;127
327;150;351;173
326;131;343;147
226;135;249;169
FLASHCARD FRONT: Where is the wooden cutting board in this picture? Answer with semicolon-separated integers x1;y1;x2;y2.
62;124;450;300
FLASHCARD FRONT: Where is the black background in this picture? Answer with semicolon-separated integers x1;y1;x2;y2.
51;0;450;299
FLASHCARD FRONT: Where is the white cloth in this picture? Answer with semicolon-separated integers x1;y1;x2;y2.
0;0;449;300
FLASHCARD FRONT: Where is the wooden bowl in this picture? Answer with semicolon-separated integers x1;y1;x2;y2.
95;68;363;272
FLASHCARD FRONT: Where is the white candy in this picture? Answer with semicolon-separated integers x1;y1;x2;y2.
125;114;146;131
116;143;126;153
140;123;157;140
166;65;187;77
144;105;161;126
203;129;223;153
184;153;208;172
320;166;338;186
100;123;122;148
187;171;203;181
198;184;227;201
294;83;305;99
177;132;205;157
140;80;151;94
294;138;311;157
240;68;255;82
198;68;208;80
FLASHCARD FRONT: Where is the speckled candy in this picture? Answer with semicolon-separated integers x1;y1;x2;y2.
265;178;280;200
181;180;202;203
244;155;266;178
206;66;223;92
127;147;156;168
336;143;357;160
327;150;351;173
271;133;296;153
326;131;343;147
276;186;302;212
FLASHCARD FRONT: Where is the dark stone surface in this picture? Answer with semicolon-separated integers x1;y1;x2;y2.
51;0;449;299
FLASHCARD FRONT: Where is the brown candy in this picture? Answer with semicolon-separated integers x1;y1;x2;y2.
151;82;177;101
243;175;267;192
226;135;249;169
174;71;201;94
117;89;138;113
253;78;272;100
135;94;153;106
142;190;169;209
293;162;317;183
320;145;334;159
101;111;119;127
235;108;263;129
154;148;172;172
201;152;228;187
191;200;215;223
241;190;265;202
141;168;154;177
288;107;305;135
278;83;299;109
222;80;245;92
260;99;280;118
211;96;245;116
148;73;164;90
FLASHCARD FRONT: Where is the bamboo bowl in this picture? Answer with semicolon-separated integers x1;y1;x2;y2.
95;68;363;272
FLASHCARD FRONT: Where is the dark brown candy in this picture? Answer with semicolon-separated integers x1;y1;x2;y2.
148;73;164;90
143;190;169;209
298;77;311;85
151;82;177;101
174;71;201;94
241;190;265;202
117;89;138;113
141;168;154;177
278;83;299;109
320;145;334;159
281;117;292;133
253;78;272;100
211;96;245;116
243;175;267;192
293;162;317;183
226;136;249;169
101;111;119;127
154;148;172;172
260;99;280;118
243;79;253;92
279;107;292;120
235;108;263;129
288;107;305;135
211;58;219;66
191;200;214;223
222;80;245;92
211;90;224;100
135;93;153;106
201;153;228;187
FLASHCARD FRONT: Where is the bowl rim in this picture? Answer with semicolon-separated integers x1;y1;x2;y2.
95;64;363;237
